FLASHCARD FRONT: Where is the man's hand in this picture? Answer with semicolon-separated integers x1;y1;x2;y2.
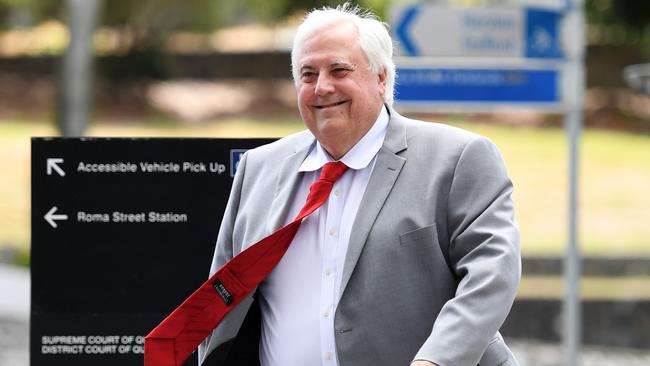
411;361;438;366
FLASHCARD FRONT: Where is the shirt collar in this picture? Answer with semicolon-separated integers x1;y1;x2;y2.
299;105;389;172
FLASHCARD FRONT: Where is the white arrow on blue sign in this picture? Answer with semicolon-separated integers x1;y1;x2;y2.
391;4;563;59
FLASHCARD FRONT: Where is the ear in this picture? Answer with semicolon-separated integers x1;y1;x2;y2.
377;68;387;96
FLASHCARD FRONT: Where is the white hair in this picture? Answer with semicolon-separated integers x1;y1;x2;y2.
291;2;396;105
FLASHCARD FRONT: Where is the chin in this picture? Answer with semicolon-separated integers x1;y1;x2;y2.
316;117;349;134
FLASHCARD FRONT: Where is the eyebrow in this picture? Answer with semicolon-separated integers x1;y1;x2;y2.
330;61;355;69
299;60;356;73
299;65;315;73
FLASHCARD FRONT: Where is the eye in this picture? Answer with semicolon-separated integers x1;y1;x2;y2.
332;68;351;77
300;71;317;83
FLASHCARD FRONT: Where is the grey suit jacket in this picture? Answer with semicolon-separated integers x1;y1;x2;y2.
199;108;521;366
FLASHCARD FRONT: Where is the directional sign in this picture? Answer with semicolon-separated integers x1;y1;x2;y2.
391;4;563;59
31;138;273;366
44;206;68;228
47;158;66;177
394;61;563;109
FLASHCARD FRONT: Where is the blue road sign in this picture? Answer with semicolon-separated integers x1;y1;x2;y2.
395;67;561;105
230;149;248;177
525;8;563;59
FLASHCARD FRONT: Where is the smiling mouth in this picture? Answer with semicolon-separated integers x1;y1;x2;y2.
314;100;348;109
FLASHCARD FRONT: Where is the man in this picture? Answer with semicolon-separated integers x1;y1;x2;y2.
199;4;520;366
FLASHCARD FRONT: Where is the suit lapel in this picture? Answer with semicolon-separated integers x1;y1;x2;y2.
338;110;408;300
266;134;314;234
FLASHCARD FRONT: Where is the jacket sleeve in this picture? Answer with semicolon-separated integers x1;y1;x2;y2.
197;151;248;365
414;137;521;366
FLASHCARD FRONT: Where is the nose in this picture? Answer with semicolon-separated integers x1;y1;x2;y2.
315;73;335;96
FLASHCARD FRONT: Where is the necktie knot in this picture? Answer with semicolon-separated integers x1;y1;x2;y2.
319;161;348;183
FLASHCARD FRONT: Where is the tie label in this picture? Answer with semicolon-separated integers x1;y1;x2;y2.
212;279;234;305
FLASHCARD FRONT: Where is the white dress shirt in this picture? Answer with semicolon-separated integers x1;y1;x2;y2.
258;106;389;366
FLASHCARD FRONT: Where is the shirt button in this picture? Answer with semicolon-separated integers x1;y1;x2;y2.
334;188;341;196
329;228;336;236
323;308;331;317
325;268;332;276
324;352;332;361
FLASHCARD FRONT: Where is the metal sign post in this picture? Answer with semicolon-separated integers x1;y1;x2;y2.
58;0;102;137
563;1;585;365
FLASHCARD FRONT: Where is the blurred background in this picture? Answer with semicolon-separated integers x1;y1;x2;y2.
0;0;649;365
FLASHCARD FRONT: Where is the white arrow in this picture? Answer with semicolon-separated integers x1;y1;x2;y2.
47;158;65;177
44;206;68;228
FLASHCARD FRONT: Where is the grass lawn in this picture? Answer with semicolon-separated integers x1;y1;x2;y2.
463;122;650;256
1;117;649;264
518;276;650;300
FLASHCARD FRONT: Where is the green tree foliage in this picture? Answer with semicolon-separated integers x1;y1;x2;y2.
586;0;650;47
96;0;389;52
243;0;387;23
0;0;388;32
5;0;646;52
0;0;59;29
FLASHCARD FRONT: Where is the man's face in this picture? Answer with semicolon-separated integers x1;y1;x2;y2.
296;22;386;158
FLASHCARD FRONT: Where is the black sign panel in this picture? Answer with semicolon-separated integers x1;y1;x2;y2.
31;138;274;365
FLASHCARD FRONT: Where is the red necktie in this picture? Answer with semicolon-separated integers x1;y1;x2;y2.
145;161;349;366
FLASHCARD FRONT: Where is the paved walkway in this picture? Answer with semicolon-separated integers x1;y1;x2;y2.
0;264;29;321
509;340;650;366
2;264;650;365
0;264;29;366
0;318;28;365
